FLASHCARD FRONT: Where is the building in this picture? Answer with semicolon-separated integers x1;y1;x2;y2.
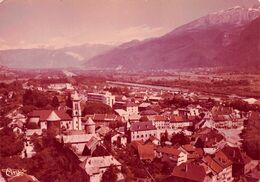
201;150;233;182
222;145;256;177
87;92;115;107
145;115;168;130
48;82;74;90
129;121;157;142
125;102;139;115
169;115;192;129
84;117;95;134
156;146;187;166
84;114;124;127
71;91;82;130
28;110;72;131
61;131;100;155
80;155;122;182
167;163;209;182
178;144;204;162
137;143;155;161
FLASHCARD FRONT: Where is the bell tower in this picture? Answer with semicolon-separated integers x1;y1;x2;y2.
71;91;82;130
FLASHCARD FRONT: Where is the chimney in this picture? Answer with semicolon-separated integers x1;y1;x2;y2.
185;164;188;172
233;150;236;158
205;137;208;142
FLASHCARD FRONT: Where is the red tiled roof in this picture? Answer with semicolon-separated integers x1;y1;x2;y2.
146;115;167;122
203;150;232;174
86;136;99;149
28;110;71;121
130;121;156;132
222;145;251;165
170;115;187;123
137;144;155;160
203;155;223;174
172;163;206;182
213;150;233;168
157;146;181;156
181;144;196;153
126;102;138;107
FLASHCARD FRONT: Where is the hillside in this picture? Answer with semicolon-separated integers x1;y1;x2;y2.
84;6;260;70
215;16;260;68
0;44;112;69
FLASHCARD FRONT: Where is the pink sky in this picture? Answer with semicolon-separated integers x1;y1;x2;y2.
0;0;258;49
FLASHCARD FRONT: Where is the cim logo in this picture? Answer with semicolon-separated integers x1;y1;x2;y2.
1;168;27;177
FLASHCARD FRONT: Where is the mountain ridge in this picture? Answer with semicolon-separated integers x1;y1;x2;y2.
84;6;260;70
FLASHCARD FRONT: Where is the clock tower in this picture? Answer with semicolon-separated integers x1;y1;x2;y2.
71;91;82;130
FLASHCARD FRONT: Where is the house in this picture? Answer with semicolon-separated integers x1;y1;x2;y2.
144;115;168;130
80;155;122;182
129;121;157;142
193;127;225;154
213;114;244;129
84;114;125;127
114;102;139;121
82;136;100;156
61;131;100;156
169;115;192;129
125;102;139;115
178;144;204;162
213;115;233;128
201;150;233;182
115;109;129;121
138;102;151;111
21;140;36;159
145;135;160;146
187;105;201;117
137;143;155;161
165;163;209;182
111;132;128;147
222;145;257;177
156;146;187;166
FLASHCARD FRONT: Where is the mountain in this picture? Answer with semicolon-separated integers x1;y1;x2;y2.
215;16;260;68
0;43;112;69
84;6;260;70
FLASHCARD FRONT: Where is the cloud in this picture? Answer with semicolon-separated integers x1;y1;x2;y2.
117;24;165;42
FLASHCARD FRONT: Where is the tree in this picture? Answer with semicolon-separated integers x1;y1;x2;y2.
241;115;260;159
162;162;173;175
51;96;60;108
66;93;73;108
0;117;12;128
23;89;50;108
82;101;114;116
171;132;190;146
160;130;169;145
0;127;24;157
101;165;118;182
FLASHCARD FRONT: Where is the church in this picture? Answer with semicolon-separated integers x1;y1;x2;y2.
28;92;92;132
27;91;100;156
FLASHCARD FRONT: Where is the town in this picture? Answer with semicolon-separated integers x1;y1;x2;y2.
0;0;260;182
0;69;259;182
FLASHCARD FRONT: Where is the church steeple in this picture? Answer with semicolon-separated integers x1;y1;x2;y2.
71;91;82;130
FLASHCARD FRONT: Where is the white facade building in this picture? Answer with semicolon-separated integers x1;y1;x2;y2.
87;92;115;107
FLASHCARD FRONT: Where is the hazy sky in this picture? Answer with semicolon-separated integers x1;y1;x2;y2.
0;0;258;49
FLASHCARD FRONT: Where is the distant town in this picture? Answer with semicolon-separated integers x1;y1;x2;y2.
0;68;259;182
